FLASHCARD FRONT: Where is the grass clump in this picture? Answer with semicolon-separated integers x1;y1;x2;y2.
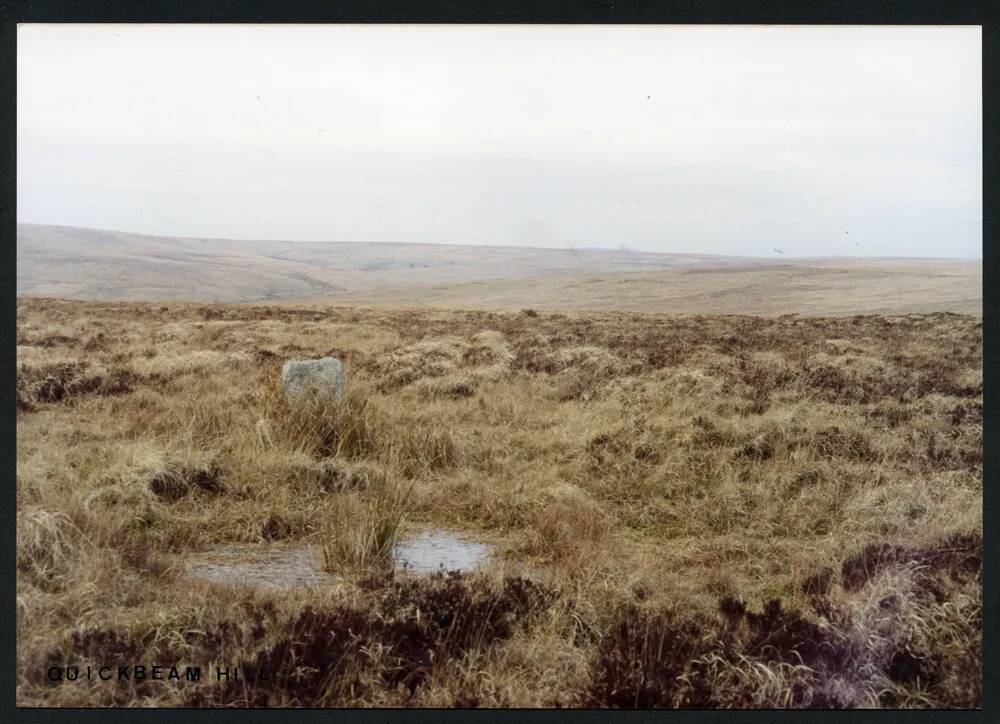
277;382;382;459
322;472;412;574
17;508;91;590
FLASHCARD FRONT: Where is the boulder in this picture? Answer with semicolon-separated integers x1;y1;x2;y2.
281;357;346;404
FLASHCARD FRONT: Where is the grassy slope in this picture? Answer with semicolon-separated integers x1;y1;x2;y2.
16;298;982;707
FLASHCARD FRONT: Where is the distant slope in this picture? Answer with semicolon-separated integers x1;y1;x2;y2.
18;224;363;301
17;223;981;315
316;259;982;316
17;224;752;303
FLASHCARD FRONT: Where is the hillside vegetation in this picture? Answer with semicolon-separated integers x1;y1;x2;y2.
16;298;981;707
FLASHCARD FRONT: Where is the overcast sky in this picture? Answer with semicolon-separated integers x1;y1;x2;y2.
17;24;981;258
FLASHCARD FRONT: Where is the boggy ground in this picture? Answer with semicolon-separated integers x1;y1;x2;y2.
16;297;982;708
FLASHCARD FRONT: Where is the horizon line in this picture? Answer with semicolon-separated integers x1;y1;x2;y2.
16;221;984;262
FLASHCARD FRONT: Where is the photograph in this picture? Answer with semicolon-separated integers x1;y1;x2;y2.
14;23;983;708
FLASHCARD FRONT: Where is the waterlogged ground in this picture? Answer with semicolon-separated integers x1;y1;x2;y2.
185;529;495;591
186;543;337;591
394;529;494;574
16;299;982;708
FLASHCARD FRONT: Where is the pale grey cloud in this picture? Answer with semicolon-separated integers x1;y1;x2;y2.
17;24;981;257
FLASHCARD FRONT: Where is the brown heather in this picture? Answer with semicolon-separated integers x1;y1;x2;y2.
16;297;982;708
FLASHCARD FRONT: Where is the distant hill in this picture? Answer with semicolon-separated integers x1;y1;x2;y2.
17;224;750;302
315;260;981;316
17;223;981;315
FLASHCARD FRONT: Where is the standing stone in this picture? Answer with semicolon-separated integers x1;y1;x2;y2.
281;357;347;404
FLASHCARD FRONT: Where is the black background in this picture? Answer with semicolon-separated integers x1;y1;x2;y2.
0;2;995;722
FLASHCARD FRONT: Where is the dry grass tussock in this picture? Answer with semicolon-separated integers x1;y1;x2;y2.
16;298;981;708
322;473;412;573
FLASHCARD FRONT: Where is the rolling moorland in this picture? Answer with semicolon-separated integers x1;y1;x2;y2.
17;224;982;315
16;291;981;707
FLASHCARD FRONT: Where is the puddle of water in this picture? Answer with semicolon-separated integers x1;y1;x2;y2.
186;543;337;591
393;529;494;574
185;529;494;591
